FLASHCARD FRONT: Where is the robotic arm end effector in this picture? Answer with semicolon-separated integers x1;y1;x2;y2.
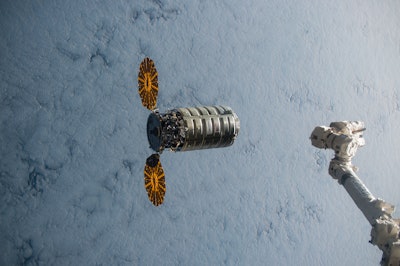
310;121;365;162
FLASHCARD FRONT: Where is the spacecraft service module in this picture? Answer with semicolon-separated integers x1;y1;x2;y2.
137;58;240;206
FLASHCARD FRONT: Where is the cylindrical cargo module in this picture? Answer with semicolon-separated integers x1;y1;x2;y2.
147;105;240;153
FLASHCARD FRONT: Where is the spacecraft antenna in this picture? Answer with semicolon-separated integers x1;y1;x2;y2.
137;58;240;206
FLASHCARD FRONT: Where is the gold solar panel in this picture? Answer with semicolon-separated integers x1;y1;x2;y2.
138;57;158;110
144;154;166;206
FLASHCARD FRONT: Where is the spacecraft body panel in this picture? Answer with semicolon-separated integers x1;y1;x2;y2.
147;105;240;153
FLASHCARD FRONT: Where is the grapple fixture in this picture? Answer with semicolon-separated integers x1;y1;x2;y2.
137;57;240;206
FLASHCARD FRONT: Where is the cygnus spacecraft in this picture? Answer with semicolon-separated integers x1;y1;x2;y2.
137;58;240;206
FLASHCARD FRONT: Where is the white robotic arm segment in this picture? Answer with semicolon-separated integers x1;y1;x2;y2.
311;121;400;265
371;218;400;265
389;240;400;266
329;121;366;137
310;126;332;149
310;121;365;162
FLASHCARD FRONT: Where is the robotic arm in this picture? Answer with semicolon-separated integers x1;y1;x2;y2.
310;121;400;265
